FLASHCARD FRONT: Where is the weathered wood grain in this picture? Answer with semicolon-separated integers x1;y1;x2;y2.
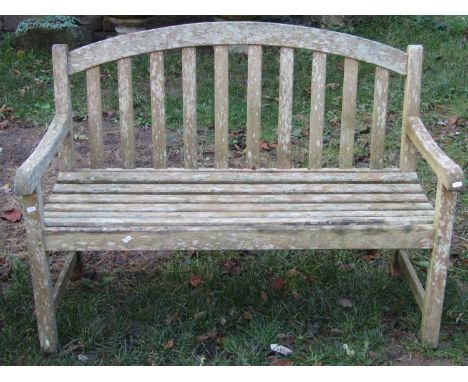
22;185;58;353
150;51;167;168
370;66;389;169
86;66;104;168
277;47;294;168
44;224;433;251
246;45;262;168
214;45;229;168
47;192;430;205
339;58;358;168
67;22;408;75
182;47;198;169
400;45;423;172
395;250;425;310
53;251;77;309
52;183;425;195
117;57;136;168
15;115;71;195
406;117;464;191
57;170;420;184
52;44;74;172
308;52;327;169
420;182;458;348
45;202;433;213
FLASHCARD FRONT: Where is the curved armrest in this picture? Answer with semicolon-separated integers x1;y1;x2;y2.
15;114;71;195
406;117;464;191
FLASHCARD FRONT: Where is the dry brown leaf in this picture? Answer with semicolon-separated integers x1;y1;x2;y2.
271;277;285;290
164;339;175;349
339;298;353;309
196;329;217;342
260;291;268;302
260;141;272;150
243;311;253;321
448;115;458;125
271;359;294;366
0;120;9;130
189;275;201;288
292;291;301;301
1;208;22;223
165;312;180;325
389;259;402;278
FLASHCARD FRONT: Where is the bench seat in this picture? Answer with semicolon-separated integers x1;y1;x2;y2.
42;169;435;251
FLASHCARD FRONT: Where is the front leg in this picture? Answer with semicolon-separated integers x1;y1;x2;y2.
420;182;457;348
23;185;58;353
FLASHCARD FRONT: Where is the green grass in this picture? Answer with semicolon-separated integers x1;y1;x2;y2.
0;16;467;365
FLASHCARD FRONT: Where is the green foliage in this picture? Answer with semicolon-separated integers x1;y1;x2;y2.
15;16;79;35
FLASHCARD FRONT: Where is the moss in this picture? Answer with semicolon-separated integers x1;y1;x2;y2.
15;16;79;35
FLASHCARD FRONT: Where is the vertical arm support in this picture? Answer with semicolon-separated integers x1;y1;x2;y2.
400;45;423;172
52;44;75;171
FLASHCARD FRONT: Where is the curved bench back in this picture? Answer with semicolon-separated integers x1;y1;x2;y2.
55;22;419;171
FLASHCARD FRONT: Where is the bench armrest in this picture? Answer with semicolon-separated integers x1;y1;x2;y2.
406;117;464;191
15;114;71;196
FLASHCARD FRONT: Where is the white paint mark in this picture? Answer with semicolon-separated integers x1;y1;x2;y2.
122;235;132;243
452;181;462;188
27;206;36;213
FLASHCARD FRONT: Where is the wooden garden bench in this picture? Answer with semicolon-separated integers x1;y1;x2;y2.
14;22;464;353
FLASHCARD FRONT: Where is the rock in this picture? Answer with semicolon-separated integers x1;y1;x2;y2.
2;16;39;32
12;25;92;51
75;16;103;32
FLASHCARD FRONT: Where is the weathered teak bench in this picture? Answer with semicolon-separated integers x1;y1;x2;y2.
15;22;464;353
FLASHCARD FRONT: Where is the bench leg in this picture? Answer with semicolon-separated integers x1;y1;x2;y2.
23;187;58;353
420;183;457;348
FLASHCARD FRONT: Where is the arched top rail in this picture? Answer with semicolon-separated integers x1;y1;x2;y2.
67;22;408;75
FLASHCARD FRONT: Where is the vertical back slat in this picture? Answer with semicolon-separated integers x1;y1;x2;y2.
339;57;359;169
52;44;75;171
214;45;229;168
86;66;104;169
400;45;423;172
277;47;294;169
150;51;167;168
370;66;389;169
308;52;327;169
246;45;262;168
117;57;135;169
182;47;197;169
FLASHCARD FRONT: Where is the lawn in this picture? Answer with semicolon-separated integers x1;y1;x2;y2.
0;16;466;365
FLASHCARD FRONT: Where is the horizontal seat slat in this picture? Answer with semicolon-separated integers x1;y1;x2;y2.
53;183;424;194
43;224;433;251
57;171;420;184
45;216;433;227
46;193;431;204
45;210;434;219
44;202;434;212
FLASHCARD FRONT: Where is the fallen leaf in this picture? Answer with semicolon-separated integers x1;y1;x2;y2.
270;344;293;356
194;311;206;319
189;275;201;288
271;359;294;366
292;291;301;301
0;120;9;130
103;110;114;119
271;277;285;290
362;254;377;262
196;329;217;342
448;115;458;125
302;129;309;137
1;208;22;223
286;267;299;277
243;311;253;321
339;298;353;309
13;69;21;76
277;333;295;345
269;142;278;148
165;312;180;325
330;328;343;336
260;291;268;302
164;339;175;349
260;141;272;150
338;263;352;272
326;82;339;90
